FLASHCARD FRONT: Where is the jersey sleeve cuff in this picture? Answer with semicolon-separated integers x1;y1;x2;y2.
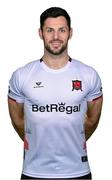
87;94;103;102
8;95;24;103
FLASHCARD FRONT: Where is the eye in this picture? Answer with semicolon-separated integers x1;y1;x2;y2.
46;28;54;33
59;28;66;33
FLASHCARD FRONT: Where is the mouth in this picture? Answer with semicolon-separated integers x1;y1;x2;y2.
52;42;61;47
50;40;63;48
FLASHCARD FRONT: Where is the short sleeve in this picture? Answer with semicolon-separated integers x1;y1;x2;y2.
8;69;25;103
86;68;103;102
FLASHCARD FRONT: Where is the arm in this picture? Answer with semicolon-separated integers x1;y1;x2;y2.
8;97;24;141
85;96;103;141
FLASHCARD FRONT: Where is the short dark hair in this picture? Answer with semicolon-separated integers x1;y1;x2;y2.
40;7;71;30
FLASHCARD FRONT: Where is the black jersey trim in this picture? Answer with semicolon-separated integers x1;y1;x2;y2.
40;57;72;63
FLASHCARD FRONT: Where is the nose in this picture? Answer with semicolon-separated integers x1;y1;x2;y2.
53;31;59;39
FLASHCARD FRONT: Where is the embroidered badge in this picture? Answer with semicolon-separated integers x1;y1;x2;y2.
72;80;82;91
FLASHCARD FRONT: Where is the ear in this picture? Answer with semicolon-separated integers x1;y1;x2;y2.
38;28;43;40
69;28;73;39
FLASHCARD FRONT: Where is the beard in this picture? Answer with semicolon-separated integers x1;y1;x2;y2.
43;38;69;55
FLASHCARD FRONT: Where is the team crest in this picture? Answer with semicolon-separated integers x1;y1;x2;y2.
72;80;82;91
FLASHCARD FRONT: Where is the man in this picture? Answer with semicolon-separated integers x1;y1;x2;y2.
8;7;103;180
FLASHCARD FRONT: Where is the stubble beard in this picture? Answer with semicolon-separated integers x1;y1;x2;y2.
43;38;69;56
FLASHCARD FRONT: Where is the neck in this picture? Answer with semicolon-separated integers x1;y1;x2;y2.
42;53;70;70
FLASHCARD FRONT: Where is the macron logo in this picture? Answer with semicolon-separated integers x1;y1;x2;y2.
33;82;44;88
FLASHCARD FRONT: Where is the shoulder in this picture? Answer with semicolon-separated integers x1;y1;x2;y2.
10;60;40;88
71;59;99;78
15;59;39;74
12;59;40;77
71;59;95;71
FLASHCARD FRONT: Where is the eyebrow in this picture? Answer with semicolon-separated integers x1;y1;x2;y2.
45;26;68;30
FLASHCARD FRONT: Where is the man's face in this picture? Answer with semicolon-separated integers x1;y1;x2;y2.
39;16;72;55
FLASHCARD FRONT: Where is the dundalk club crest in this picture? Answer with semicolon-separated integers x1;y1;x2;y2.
72;80;82;91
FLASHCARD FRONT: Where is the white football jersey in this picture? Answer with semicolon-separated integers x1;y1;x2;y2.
8;59;102;178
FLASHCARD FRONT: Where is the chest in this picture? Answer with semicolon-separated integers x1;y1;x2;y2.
22;71;89;105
